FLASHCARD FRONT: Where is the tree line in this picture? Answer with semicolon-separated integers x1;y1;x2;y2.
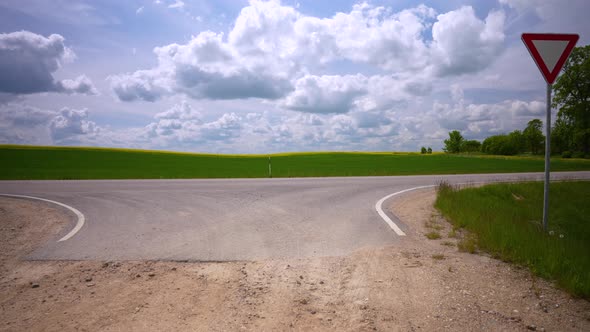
442;119;544;156
441;45;590;159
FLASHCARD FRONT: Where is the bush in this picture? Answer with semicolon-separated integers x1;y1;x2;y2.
463;140;482;153
427;147;432;154
482;134;520;155
573;151;585;159
421;147;427;154
562;151;572;158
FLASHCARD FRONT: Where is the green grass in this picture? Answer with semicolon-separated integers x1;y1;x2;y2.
1;144;590;180
435;181;590;298
425;231;442;240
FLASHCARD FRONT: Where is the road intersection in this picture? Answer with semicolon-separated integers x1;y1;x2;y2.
1;171;589;261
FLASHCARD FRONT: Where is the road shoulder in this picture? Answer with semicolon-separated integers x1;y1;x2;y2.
1;195;589;331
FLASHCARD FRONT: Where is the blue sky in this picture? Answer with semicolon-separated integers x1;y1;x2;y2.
0;0;588;153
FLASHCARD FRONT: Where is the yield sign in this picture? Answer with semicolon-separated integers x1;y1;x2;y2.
521;33;579;84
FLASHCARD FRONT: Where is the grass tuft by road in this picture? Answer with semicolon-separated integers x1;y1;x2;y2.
1;145;590;180
435;181;590;298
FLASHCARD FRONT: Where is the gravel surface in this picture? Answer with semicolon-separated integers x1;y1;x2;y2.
1;193;589;331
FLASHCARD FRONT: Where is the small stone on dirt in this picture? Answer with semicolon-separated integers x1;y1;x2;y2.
31;282;39;288
85;277;93;282
527;325;537;331
148;273;156;277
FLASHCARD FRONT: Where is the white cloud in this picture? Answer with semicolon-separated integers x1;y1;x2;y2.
146;101;201;138
109;69;170;102
0;102;99;144
227;1;436;72
0;31;97;95
500;0;590;34
110;1;505;108
49;108;99;142
57;75;99;95
168;0;185;9
281;75;367;113
432;85;546;139
109;30;292;102
431;6;506;76
136;6;144;14
144;102;243;145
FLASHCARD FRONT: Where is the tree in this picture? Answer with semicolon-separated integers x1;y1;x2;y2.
481;133;522;156
443;130;464;153
427;147;432;154
523;119;544;155
420;146;427;154
463;140;481;153
553;45;590;156
508;130;527;154
551;117;574;155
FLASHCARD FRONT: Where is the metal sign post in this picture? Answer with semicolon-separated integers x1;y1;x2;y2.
542;83;551;231
521;32;579;231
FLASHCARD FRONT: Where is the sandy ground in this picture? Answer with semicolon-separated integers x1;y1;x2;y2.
1;191;589;331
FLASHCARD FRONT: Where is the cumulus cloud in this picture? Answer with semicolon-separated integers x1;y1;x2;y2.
0;103;54;127
109;69;170;102
146;101;201;138
56;75;98;95
0;31;97;95
49;108;99;141
144;101;243;144
110;1;505;107
432;85;546;139
281;75;367;113
109;30;292;102
0;103;99;144
431;6;505;76
200;113;242;141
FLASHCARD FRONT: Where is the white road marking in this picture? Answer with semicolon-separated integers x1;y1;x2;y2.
0;194;85;242
375;185;436;236
374;177;590;236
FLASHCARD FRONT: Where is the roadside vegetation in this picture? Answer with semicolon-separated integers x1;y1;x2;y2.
1;145;590;180
435;181;590;298
441;45;590;159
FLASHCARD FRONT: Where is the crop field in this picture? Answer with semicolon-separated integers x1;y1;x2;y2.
436;181;590;298
1;145;590;180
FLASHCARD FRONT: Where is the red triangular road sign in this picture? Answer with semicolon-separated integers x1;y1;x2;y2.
522;33;579;85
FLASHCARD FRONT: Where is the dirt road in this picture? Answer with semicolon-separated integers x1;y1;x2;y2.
1;192;589;331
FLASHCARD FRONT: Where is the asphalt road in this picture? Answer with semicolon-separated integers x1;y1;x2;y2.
1;171;589;261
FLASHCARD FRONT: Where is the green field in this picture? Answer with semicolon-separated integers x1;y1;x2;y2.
435;181;590;298
1;145;590;180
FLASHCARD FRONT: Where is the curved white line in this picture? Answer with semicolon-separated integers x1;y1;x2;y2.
0;194;85;242
374;176;590;236
375;185;436;236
